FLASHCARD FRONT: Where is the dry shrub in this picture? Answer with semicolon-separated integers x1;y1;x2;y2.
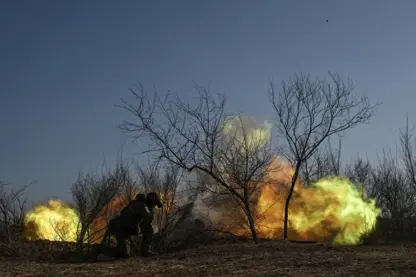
0;181;30;242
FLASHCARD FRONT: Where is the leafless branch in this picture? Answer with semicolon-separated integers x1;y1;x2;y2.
370;150;416;238
268;72;378;240
70;160;128;249
399;115;416;188
0;181;32;241
118;85;275;243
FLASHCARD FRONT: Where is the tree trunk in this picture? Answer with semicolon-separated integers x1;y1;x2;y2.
247;213;259;244
76;225;88;250
283;164;301;241
244;202;259;244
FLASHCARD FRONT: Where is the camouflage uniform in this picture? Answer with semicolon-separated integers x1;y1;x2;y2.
94;192;161;259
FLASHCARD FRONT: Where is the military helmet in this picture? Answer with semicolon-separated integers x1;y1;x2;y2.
146;192;162;208
135;193;146;202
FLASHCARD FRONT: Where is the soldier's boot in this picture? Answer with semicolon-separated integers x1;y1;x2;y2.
139;226;156;257
85;243;103;260
141;249;158;257
91;244;100;258
127;237;141;257
141;236;157;257
142;252;157;257
91;243;128;259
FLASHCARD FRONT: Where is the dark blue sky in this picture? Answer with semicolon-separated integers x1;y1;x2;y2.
1;0;415;202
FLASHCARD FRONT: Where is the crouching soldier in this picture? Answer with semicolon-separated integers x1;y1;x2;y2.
91;192;162;259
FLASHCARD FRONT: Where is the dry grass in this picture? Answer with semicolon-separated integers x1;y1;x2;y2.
2;241;416;277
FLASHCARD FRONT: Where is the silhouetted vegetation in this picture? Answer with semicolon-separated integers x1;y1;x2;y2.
3;72;416;267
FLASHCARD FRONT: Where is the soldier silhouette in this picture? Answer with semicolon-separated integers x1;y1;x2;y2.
91;192;162;259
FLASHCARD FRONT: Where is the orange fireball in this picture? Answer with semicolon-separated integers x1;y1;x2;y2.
222;157;380;244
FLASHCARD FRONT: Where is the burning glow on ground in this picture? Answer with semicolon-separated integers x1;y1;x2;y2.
24;200;81;242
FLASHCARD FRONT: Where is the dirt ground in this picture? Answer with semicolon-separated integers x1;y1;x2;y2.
2;241;416;277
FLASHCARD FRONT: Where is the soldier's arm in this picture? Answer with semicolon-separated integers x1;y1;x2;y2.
138;207;153;234
139;206;153;224
130;202;152;223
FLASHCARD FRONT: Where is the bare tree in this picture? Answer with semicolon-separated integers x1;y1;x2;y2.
136;163;162;194
0;181;31;241
301;137;343;184
50;217;74;242
268;72;378;240
118;85;274;243
92;160;139;244
137;164;194;252
71;161;127;249
345;156;373;197
399;115;416;188
358;118;416;241
370;150;416;239
118;169;139;204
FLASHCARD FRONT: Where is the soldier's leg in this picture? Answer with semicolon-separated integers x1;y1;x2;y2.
127;236;140;257
108;217;129;258
139;222;154;257
88;219;116;260
92;218;128;259
113;232;129;258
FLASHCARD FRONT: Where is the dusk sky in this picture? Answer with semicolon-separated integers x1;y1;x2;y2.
1;0;415;203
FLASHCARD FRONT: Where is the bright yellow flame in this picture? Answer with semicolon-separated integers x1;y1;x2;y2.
24;200;81;242
255;159;381;244
219;116;380;245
